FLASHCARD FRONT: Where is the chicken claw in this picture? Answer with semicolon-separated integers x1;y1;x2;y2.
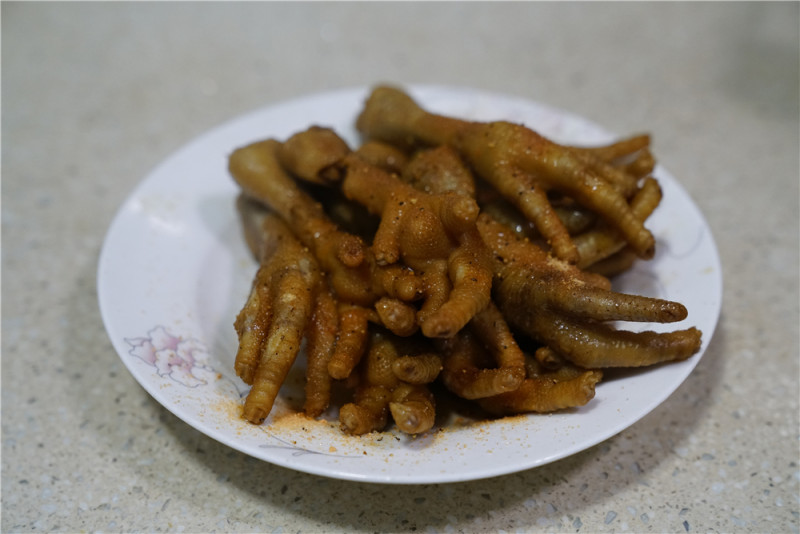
232;203;324;424
357;85;655;263
229;139;373;305
341;154;493;338
230;138;424;308
478;213;702;367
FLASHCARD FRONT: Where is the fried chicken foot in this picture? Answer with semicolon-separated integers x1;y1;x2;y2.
389;383;436;434
439;328;525;399
568;134;655;183
479;214;702;366
568;134;650;164
479;214;687;323
402;145;476;197
230;138;422;307
478;192;597;244
374;296;419;337
341;153;493;338
304;288;338;417
340;329;436;434
478;348;603;415
339;385;391;435
478;371;603;415
517;310;702;368
356;86;655;263
233;210;324;424
227;89;705;432
277;126;350;185
233;262;270;385
468;301;526;371
337;329;394;434
327;304;370;380
229;139;372;304
263;125;496;339
574;177;663;269
392;352;443;384
354;139;409;175
386;142;530;378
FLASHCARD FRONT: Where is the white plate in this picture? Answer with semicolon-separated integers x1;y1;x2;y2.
98;85;722;484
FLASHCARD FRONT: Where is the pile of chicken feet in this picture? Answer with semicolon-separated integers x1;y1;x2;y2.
228;86;702;436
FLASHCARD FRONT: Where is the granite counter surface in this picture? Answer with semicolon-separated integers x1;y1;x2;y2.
2;2;798;532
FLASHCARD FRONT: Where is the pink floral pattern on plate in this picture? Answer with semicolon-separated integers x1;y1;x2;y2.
124;326;352;458
125;326;216;387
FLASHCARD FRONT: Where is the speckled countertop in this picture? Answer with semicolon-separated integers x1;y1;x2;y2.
3;2;798;532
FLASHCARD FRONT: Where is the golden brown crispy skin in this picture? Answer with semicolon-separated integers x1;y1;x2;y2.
362;329;403;389
278;126;350;185
374;296;419;337
568;134;651;166
525;350;589;380
356;85;656;263
234;212;323;425
228;86;705;433
569;135;656;184
478;350;603;414
438;328;525;399
515;310;702;368
327;304;371;380
402;145;476;197
233;263;270;385
339;385;391;435
567;145;639;199
356;86;464;149
231;139;426;309
230;140;360;264
338;330;397;434
478;192;598;243
624;149;656;179
473;154;581;262
574;177;663;269
478;371;603;415
497;267;687;323
468;301;526;371
391;352;443;384
354;139;409;175
230;140;374;305
304;288;338;418
479;214;688;323
233;198;277;384
389;383;436;434
341;153;493;338
477;212;701;367
339;329;438;435
457;121;654;260
435;301;528;400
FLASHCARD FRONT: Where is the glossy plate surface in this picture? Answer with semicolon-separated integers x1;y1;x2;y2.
98;86;722;484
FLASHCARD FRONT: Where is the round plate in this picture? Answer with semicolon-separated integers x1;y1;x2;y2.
97;85;722;484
